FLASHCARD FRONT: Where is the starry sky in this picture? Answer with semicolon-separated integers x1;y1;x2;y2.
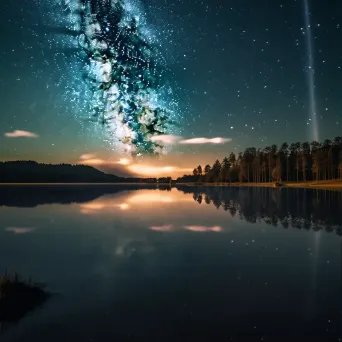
1;0;341;178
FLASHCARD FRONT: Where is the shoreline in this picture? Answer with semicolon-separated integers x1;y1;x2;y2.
1;181;342;191
0;183;171;186
176;181;342;191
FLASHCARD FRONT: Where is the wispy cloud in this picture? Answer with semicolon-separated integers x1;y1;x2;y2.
80;153;97;160
149;135;183;144
150;135;231;145
5;227;36;234
179;137;232;145
78;154;132;166
4;130;39;138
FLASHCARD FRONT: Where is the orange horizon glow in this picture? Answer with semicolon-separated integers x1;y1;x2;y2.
118;203;130;210
77;155;193;178
118;158;130;165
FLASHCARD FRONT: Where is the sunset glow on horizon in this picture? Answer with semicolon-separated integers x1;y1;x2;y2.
76;153;194;178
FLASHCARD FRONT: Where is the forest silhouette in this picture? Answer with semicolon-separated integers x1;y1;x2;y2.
178;137;342;183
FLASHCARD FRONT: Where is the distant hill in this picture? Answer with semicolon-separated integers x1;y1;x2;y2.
0;161;143;183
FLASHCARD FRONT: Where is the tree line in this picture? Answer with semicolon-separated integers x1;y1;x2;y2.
178;136;342;183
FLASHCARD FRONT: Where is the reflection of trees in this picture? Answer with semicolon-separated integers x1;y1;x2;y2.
157;186;171;191
177;186;342;235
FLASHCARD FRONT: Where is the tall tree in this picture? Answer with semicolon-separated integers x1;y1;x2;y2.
197;165;202;176
311;141;321;181
263;146;272;182
280;142;289;181
204;164;211;175
211;159;222;182
269;144;278;182
322;139;332;180
301;142;310;182
228;152;236;167
220;157;231;183
334;137;342;179
204;164;211;182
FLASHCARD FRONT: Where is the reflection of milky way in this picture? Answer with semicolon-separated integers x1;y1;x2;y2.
56;0;179;155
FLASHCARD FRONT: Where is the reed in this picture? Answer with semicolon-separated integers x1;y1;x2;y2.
0;272;49;323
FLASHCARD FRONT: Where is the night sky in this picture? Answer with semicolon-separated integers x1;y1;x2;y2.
1;0;341;177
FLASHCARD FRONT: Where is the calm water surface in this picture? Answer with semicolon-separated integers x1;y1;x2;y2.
0;185;342;341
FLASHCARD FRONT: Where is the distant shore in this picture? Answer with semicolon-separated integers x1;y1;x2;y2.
1;181;342;191
176;180;342;191
0;182;171;186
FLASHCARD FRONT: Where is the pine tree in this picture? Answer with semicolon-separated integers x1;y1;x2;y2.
220;157;231;182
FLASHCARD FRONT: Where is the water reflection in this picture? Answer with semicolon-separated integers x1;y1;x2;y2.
177;186;342;235
78;189;193;215
0;184;170;208
1;185;341;235
150;225;222;232
150;224;175;232
0;186;342;341
5;227;36;234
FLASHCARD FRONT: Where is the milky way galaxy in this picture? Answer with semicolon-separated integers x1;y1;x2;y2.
57;0;179;156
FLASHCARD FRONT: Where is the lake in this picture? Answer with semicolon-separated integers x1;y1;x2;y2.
0;185;342;341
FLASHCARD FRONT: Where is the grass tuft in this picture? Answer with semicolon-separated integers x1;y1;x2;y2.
0;272;50;324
